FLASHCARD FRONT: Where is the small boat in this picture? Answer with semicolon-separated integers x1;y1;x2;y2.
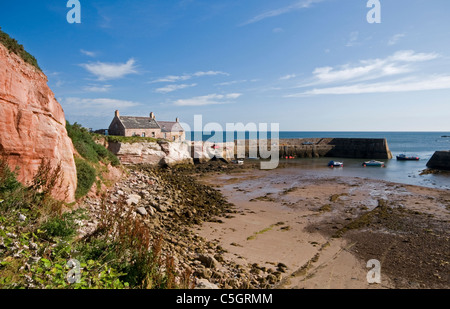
232;159;244;165
328;160;344;167
396;154;420;161
363;160;385;167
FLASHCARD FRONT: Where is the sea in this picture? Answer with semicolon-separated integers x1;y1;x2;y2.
187;131;450;190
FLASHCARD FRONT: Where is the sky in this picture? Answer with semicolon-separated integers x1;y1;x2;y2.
1;0;450;131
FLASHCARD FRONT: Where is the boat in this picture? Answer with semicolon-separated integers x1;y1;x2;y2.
328;160;344;167
396;154;420;161
362;160;385;167
232;159;244;165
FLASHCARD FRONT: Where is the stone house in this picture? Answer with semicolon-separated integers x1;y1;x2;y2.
108;110;185;141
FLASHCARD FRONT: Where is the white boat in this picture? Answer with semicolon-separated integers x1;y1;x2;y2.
328;160;344;167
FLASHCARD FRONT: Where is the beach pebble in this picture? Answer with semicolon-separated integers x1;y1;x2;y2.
136;207;148;216
194;279;219;289
126;194;141;206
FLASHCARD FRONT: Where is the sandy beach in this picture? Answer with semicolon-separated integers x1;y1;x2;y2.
194;165;450;289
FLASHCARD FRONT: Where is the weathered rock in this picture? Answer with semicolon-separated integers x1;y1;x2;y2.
108;140;193;167
126;194;141;206
154;203;168;212
136;207;148;216
0;43;77;202
197;253;221;269
195;279;220;289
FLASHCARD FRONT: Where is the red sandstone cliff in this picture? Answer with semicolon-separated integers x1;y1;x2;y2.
0;43;77;202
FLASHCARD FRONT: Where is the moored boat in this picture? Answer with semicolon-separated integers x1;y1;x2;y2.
396;154;420;161
362;160;385;167
328;160;344;167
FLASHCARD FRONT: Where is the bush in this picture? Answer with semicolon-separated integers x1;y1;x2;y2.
75;158;96;199
41;208;88;239
0;27;41;71
0;157;20;194
66;121;120;166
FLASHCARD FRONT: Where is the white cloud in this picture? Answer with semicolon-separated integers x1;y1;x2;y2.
280;74;297;80
62;97;141;116
150;71;229;84
80;49;97;57
173;93;242;106
298;50;439;87
389;50;439;62
241;0;322;26
388;33;405;46
345;31;359;47
81;58;138;81
272;27;284;33
83;84;112;92
192;71;229;77
154;83;197;93
286;50;446;97
215;80;248;86
287;75;450;96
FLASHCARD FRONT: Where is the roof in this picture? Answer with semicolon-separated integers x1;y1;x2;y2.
158;121;185;133
119;116;160;129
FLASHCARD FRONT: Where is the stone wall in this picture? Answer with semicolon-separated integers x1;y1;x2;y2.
426;151;450;171
231;138;392;159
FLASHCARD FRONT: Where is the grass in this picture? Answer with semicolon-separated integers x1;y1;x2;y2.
0;156;193;289
66;121;122;200
0;27;41;71
74;158;96;199
107;135;163;144
66;122;120;167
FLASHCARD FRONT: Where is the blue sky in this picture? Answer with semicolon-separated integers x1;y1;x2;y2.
1;0;450;131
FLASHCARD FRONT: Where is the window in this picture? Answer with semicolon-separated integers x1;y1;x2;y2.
152;132;155;138
164;133;167;139
142;132;146;137
173;136;176;141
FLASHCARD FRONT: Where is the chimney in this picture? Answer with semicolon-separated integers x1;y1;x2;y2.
150;112;155;119
115;110;120;117
176;117;179;122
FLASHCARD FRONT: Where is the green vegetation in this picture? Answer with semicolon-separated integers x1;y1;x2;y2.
74;158;96;199
0;27;41;71
0;157;192;289
66;121;121;199
107;135;162;144
66;122;120;167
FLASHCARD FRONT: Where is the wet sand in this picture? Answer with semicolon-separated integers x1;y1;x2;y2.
195;167;450;289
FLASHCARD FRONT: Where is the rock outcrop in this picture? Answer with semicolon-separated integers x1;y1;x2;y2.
426;151;450;171
108;140;193;166
0;43;77;202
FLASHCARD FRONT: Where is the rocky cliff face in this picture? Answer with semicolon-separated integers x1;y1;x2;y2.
0;43;77;202
108;140;193;166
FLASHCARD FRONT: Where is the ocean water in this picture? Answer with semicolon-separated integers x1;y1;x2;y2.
187;131;450;189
